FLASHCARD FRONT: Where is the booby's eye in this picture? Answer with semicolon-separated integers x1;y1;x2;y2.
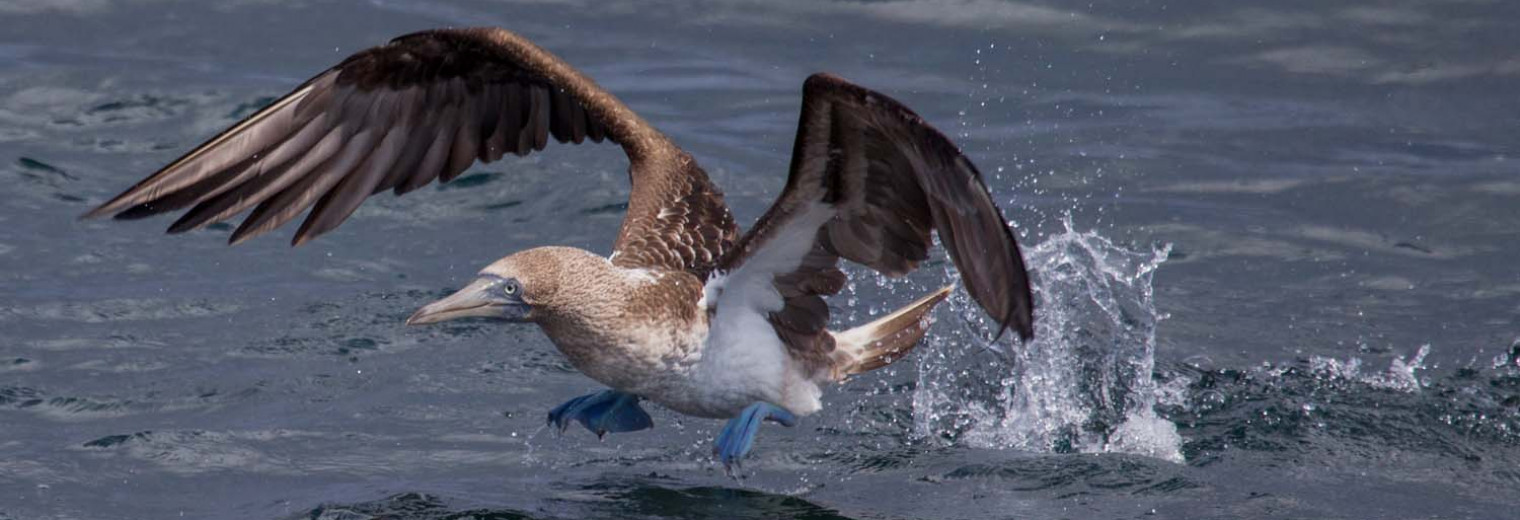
502;279;521;296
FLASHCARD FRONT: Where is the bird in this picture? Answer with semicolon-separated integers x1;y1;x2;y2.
83;27;1035;471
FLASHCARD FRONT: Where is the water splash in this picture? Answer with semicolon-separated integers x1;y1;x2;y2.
914;220;1181;462
1306;344;1430;393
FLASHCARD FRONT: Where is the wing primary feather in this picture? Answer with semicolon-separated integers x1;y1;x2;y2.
167;121;356;234
585;110;606;143
291;125;409;246
183;91;380;230
396;79;464;194
229;93;405;245
112;155;259;220
475;84;504;162
146;109;341;219
292;72;342;121
370;88;431;194
548;87;573;142
372;122;426;194
397;105;460;194
501;82;528;157
568;95;588;144
441;94;481;183
530;85;550;151
513;83;536;155
229;155;344;245
479;84;509;162
85;81;322;218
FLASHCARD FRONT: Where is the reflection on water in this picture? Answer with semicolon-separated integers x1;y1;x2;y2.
298;492;543;520
579;483;854;520
2;0;1519;519
293;482;854;520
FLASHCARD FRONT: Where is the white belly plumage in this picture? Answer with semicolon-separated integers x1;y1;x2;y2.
562;318;823;420
553;222;837;420
629;202;833;419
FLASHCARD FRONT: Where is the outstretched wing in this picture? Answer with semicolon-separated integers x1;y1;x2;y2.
712;73;1034;373
84;27;737;274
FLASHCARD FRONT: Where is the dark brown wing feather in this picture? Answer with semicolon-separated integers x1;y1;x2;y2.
84;27;737;274
719;73;1034;372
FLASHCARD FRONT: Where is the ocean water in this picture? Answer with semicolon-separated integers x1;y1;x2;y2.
2;1;1518;519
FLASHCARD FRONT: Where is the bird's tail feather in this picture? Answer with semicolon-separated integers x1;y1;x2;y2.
830;285;953;380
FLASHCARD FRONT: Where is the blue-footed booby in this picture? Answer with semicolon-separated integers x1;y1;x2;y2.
86;27;1035;471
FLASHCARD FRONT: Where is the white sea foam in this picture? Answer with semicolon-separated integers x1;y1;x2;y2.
913;220;1182;462
1308;344;1431;393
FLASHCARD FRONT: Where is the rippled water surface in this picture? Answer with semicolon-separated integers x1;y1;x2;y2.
3;1;1519;519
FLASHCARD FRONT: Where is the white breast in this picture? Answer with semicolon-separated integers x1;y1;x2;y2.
554;220;833;419
639;204;836;418
628;311;821;419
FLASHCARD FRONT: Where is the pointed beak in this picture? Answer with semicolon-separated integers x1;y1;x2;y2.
406;277;530;326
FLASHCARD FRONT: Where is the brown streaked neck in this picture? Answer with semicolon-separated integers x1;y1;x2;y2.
530;262;708;370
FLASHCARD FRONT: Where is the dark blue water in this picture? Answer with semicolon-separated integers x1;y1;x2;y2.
3;1;1519;519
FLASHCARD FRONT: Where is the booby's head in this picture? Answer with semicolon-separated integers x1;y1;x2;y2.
406;246;609;326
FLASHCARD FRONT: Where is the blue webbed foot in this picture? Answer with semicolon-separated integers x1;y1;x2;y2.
546;390;653;439
713;402;797;473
